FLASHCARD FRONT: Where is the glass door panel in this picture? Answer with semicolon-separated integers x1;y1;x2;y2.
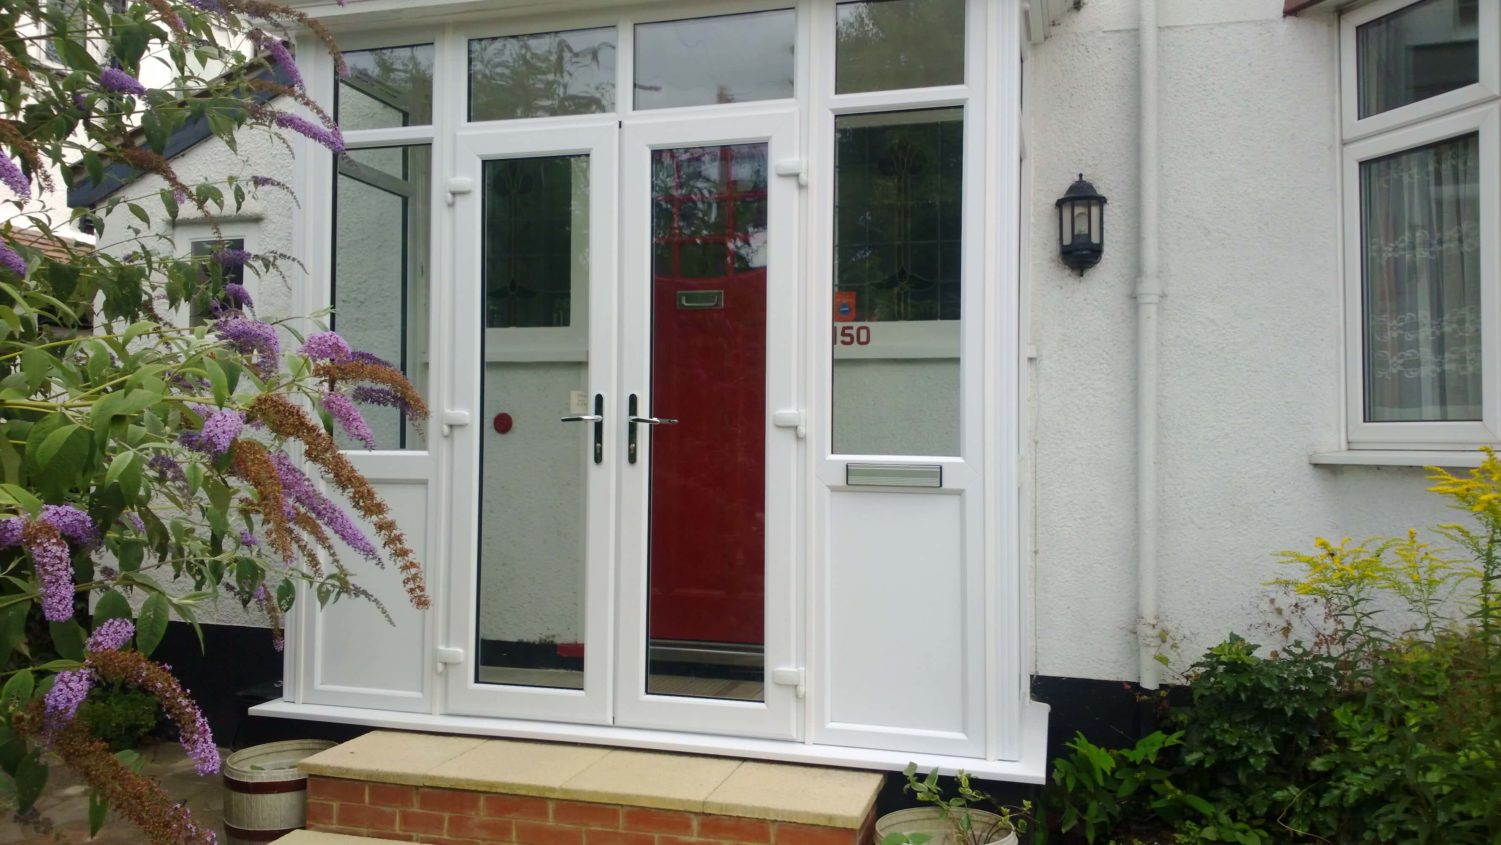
646;144;769;702
617;111;800;740
446;124;616;725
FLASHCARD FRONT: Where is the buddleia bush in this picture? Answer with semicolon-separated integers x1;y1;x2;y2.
1;1;428;841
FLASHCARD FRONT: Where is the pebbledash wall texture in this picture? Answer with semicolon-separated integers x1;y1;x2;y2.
100;0;1461;709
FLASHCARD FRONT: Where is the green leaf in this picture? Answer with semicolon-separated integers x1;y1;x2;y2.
135;593;169;657
0;670;34;714
48;619;86;662
33;424;90;500
18;349;52;395
13;752;47;812
93;590;132;626
0;602;28;662
204;357;229;407
88;791;108;837
0;485;42;518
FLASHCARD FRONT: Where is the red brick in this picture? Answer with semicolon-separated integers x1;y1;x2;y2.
420;788;486;815
402;809;451;835
306;800;337;826
372;783;419;808
774;824;855;845
656;836;713;845
516;820;585;845
584;829;654;845
555;801;622;828
449;815;517;841
339;802;401;832
699;817;772;844
484;795;553;820
309;777;368;803
622;809;695;835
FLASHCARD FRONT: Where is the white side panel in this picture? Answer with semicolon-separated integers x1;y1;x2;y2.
818;490;982;756
304;475;433;712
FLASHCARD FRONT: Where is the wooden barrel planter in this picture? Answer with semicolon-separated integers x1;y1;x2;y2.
222;739;336;844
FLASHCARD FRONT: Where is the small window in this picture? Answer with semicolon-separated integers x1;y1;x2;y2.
332;145;432;450
468;28;617;121
483;155;588;328
834;0;965;94
189;237;245;327
1356;0;1479;119
338;45;435;130
633;10;795;110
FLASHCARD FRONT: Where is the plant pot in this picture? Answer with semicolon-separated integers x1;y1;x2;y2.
222;739;336;845
873;807;1018;845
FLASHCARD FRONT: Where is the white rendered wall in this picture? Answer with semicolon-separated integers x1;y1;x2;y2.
1025;0;1461;681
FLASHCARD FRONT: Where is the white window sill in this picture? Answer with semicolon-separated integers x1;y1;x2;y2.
1309;450;1489;468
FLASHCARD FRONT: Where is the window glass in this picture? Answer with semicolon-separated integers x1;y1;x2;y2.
476;154;591;691
333;145;432;449
1357;0;1479;118
338;45;435;130
484;156;588;328
832;109;962;456
1361;132;1481;422
634;10;795;110
835;0;965;94
469;28;617;121
189;237;244;327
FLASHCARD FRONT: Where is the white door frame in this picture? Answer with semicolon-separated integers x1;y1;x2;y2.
444;120;619;725
614;107;804;741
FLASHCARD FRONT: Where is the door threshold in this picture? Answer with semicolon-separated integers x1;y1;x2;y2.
250;699;1049;783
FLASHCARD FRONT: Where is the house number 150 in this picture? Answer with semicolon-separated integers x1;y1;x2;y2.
835;325;871;346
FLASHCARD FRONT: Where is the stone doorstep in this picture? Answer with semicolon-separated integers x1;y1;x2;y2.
298;731;884;830
295;731;884;845
275;833;381;845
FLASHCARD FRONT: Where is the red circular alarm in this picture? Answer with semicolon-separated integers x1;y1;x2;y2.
493;413;513;434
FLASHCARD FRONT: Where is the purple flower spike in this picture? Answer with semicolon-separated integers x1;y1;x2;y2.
40;504;98;548
238;530;259;548
0;518;22;548
87;618;135;653
100;67;148;96
0;156;30;198
300;331;350;362
213;248;252;268
224;283;254;311
272;113;345;154
214;316;281;377
149;453;187;485
253;32;304;90
43;669;94;738
197;409;245;455
324;391;376;449
26;530;75;622
122;512;146;534
0;242;26;277
271;452;381;562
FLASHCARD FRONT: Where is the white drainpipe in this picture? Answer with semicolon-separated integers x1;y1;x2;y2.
1135;0;1162;691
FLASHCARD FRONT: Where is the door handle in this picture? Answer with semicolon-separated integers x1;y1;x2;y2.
559;394;605;464
627;394;676;465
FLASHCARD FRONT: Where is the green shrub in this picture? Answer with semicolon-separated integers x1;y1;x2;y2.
78;683;160;753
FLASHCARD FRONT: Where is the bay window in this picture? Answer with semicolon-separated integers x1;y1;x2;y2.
1343;0;1500;449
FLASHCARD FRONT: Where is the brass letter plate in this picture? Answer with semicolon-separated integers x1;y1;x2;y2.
677;290;724;309
845;463;943;488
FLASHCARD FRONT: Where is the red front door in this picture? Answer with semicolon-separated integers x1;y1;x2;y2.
646;143;769;648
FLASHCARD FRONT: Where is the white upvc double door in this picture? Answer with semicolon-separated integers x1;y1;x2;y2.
444;108;801;741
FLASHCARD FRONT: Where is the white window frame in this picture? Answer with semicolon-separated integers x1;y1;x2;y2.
1342;0;1501;450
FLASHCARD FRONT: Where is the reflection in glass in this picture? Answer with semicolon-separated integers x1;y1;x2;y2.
1357;0;1479;118
476;155;590;690
338;45;435;130
332;146;430;450
832;109;962;456
647;144;768;702
1361;133;1480;422
835;0;964;94
469;28;617;121
634;11;795;110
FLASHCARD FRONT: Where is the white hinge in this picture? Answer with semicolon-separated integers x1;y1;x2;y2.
771;667;805;698
771;409;806;439
435;646;464;673
773;158;807;188
445;177;474;206
441;410;471;437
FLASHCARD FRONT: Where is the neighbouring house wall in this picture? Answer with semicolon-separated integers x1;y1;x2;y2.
1025;0;1460;682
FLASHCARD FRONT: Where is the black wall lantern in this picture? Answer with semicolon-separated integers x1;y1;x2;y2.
1056;174;1106;275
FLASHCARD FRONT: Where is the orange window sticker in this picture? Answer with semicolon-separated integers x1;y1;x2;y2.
833;290;857;322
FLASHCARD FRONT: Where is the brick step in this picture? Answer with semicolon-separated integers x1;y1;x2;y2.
274;832;387;844
297;731;884;845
